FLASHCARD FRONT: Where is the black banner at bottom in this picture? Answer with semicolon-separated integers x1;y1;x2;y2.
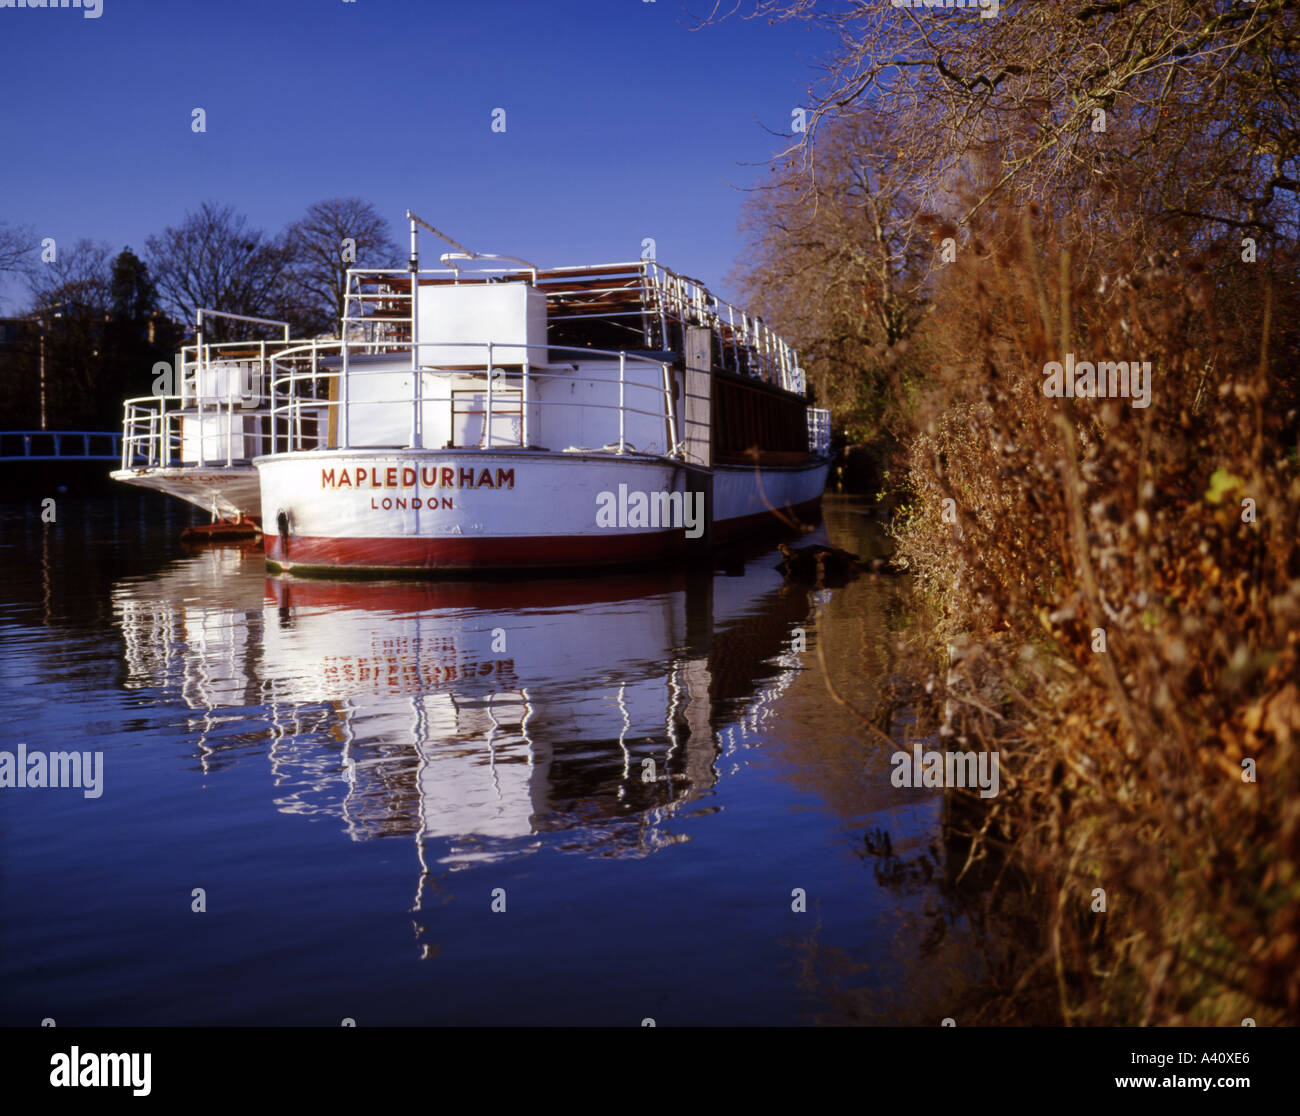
1;1024;1288;1104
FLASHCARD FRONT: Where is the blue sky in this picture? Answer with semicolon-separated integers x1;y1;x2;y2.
0;0;832;313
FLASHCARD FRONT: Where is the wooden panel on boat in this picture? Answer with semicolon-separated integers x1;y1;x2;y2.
711;371;809;458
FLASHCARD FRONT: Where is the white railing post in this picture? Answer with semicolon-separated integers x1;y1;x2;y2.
521;359;530;449
226;363;234;467
196;345;206;468
662;362;677;457
410;274;422;450
655;265;667;350
728;305;738;373
340;334;350;450
257;341;266;458
486;343;494;448
310;342;320;450
257;341;267;457
618;351;626;454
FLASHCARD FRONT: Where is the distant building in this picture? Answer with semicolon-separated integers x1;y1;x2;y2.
0;317;36;348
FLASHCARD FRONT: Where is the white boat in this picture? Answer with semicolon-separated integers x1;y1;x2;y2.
115;211;832;572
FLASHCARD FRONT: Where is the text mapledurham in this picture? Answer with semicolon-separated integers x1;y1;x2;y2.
322;465;515;491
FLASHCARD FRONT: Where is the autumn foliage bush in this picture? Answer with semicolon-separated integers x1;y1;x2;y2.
891;205;1300;1024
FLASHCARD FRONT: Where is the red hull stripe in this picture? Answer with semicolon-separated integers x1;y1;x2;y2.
266;497;823;571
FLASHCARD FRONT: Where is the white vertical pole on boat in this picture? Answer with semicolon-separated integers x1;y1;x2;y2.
408;213;422;450
662;361;677;457
521;358;529;449
267;356;277;454
640;265;651;348
226;365;234;467
309;341;319;450
340;278;351;450
195;310;205;468
618;351;626;454
728;305;738;373
256;340;266;458
486;343;494;448
655;265;667;352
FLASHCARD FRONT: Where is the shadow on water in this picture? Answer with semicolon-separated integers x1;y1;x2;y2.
0;490;1015;1025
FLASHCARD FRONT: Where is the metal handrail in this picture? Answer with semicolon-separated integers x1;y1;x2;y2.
265;340;696;460
337;259;806;395
118;395;276;471
120;254;810;471
0;430;121;463
807;408;832;457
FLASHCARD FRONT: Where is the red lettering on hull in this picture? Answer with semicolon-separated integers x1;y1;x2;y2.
322;462;517;490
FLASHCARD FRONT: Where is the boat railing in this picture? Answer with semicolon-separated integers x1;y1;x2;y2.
120;396;178;469
117;329;379;470
266;341;694;459
119;339;296;470
807;409;832;457
641;263;803;394
119;393;280;471
339;261;806;395
120;262;808;470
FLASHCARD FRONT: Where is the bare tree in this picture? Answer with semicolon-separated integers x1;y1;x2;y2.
733;110;939;438
145;202;293;341
282;198;401;337
25;238;113;315
713;0;1300;441
0;219;37;312
0;219;35;276
14;239;115;428
707;0;1300;242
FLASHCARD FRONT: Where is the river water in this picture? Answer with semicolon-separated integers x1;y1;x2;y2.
0;492;982;1025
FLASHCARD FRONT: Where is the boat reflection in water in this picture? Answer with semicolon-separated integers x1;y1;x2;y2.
112;543;823;920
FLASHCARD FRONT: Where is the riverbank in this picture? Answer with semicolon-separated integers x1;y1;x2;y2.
873;217;1300;1025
